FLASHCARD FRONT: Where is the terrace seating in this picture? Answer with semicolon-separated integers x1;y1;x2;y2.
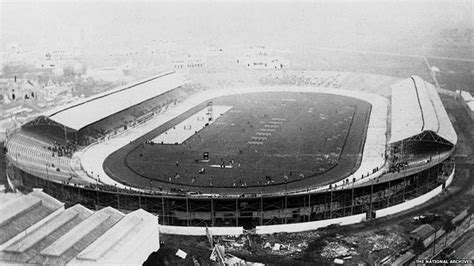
259;71;345;88
6;131;76;183
76;90;186;146
20;127;78;157
4;84;203;191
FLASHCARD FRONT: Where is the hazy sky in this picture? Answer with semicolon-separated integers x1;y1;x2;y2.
1;1;472;52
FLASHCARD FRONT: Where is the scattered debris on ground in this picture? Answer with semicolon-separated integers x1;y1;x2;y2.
210;227;410;264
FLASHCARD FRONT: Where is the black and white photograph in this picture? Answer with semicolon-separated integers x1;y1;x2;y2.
0;0;473;265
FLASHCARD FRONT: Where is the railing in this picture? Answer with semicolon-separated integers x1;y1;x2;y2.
8;159;450;228
7;147;454;201
6;119;454;200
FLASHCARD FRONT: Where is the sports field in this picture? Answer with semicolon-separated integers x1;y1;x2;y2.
104;91;371;193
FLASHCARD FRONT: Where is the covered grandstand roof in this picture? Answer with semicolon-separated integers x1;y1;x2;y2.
0;189;159;265
44;71;184;131
467;101;474;112
390;76;457;145
460;90;473;102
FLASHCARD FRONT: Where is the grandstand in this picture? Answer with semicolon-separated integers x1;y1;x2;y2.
390;76;456;145
4;70;457;232
388;76;456;173
5;71;185;185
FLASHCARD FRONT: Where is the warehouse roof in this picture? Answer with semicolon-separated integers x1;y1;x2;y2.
0;190;159;265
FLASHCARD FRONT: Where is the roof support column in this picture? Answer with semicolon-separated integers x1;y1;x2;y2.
63;125;68;143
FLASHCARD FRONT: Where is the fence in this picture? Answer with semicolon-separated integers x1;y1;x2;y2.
399;208;473;266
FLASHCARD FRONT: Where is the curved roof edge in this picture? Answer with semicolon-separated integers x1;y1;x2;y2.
44;71;184;131
390;76;457;145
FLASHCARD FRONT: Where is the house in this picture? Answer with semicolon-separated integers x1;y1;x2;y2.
409;224;435;247
236;46;289;69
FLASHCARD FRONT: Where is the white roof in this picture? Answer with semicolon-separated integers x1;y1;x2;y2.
460;91;473;102
390;78;424;143
467;101;474;111
424;78;458;145
46;71;183;131
72;209;158;265
390;76;457;145
0;191;158;265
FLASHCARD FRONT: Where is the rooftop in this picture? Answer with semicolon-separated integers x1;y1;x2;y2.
43;71;184;131
0;190;159;265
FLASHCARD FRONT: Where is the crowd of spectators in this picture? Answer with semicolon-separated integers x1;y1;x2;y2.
48;140;77;157
53;155;455;202
259;72;343;88
389;160;409;173
76;94;188;147
78;83;211;146
182;82;209;93
389;152;438;173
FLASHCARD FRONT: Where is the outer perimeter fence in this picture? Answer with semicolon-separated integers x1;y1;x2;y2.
7;157;453;229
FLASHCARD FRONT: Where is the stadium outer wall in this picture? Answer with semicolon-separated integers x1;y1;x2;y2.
3;72;457;234
6;155;455;235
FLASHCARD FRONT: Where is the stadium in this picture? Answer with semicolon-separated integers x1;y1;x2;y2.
4;70;457;234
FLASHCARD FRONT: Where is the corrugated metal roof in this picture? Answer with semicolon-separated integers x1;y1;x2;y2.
467;101;474;111
460;90;473;102
40;211;111;257
73;209;158;264
0;191;158;265
411;224;435;238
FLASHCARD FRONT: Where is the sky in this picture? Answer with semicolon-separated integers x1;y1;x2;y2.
1;0;472;52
